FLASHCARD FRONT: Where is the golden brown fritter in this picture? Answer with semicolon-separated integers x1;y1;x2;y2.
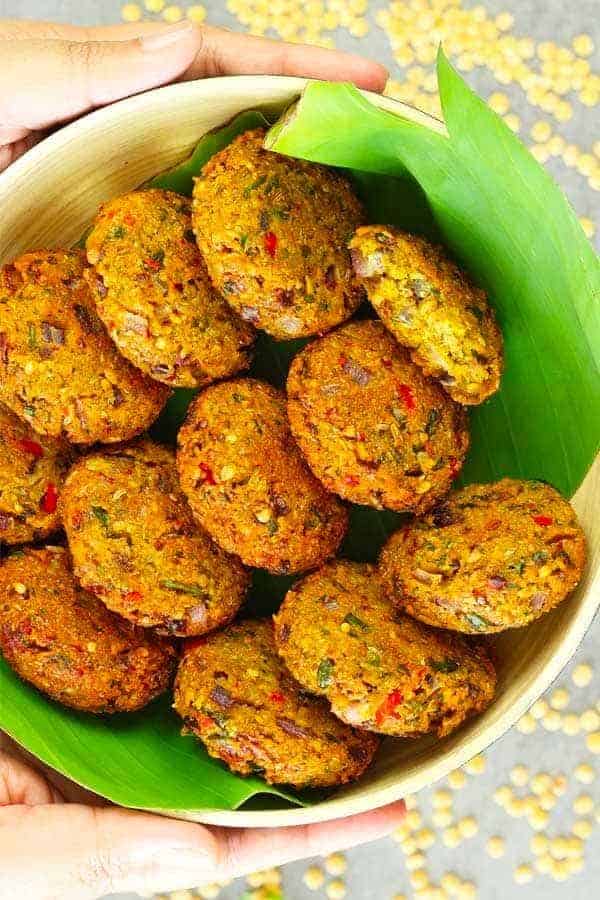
85;189;255;388
0;250;168;444
192;129;366;340
0;404;75;544
274;560;496;738
379;478;587;634
349;226;503;405
0;546;175;713
287;320;469;513
60;440;250;637
174;619;379;788
177;378;348;574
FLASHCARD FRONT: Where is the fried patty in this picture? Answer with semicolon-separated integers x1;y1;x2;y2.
60;440;249;637
379;478;587;634
174;619;379;788
274;560;496;738
287;320;469;513
86;189;255;388
192;129;366;339
349;226;503;405
0;546;175;713
0;404;75;544
0;250;168;444
177;378;348;574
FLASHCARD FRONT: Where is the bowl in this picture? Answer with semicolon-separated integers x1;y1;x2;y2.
0;76;598;828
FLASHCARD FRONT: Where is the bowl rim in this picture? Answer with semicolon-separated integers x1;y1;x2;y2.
0;75;598;828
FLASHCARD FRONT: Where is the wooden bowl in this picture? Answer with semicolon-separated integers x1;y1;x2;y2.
0;77;597;828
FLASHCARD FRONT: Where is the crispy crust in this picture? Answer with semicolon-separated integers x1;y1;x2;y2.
174;619;379;788
86;190;255;388
0;546;176;713
177;378;348;574
287;320;469;513
274;560;496;738
0;250;168;444
379;478;587;633
192;129;366;339
60;440;250;636
349;225;503;405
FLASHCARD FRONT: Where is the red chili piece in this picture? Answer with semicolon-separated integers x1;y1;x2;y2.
40;482;58;513
375;689;404;727
344;474;360;486
264;231;278;257
397;383;416;411
144;257;162;271
338;353;348;368
124;590;143;604
486;519;501;530
199;462;216;485
16;438;44;458
269;691;286;704
533;515;553;526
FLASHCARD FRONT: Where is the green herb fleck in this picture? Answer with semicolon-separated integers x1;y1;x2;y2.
27;323;36;349
91;506;109;528
429;657;460;674
532;550;548;564
465;612;491;631
267;519;279;536
239;234;249;251
108;225;126;240
343;612;368;632
317;658;334;689
243;175;267;197
426;408;440;436
160;579;209;598
366;646;381;666
23;405;35;418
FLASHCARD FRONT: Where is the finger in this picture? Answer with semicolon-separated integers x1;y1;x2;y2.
0;22;203;131
184;25;389;92
215;799;406;880
0;133;41;173
0;752;63;805
0;803;221;900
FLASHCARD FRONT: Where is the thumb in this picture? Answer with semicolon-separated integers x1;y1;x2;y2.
0;802;221;900
0;22;203;132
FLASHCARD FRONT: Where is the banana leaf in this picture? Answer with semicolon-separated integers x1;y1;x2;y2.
1;52;598;814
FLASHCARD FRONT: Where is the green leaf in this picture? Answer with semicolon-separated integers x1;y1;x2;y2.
0;658;299;811
160;579;208;598
267;56;600;498
317;658;335;689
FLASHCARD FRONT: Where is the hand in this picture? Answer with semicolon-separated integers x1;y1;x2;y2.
0;737;404;900
0;18;388;172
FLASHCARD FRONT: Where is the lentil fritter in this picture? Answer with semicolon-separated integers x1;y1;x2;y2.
177;378;348;574
274;560;496;738
287;320;470;513
0;404;75;545
0;250;168;444
174;619;379;788
349;226;503;405
60;440;250;637
192;129;366;340
379;478;587;634
0;546;175;713
86;190;255;388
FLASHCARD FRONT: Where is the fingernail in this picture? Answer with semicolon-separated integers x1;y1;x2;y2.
142;21;195;52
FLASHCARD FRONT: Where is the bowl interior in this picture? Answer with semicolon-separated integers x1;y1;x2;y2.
0;76;598;828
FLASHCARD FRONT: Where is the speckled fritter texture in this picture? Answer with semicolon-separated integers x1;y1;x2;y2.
85;190;255;388
0;404;75;544
274;560;496;738
287;320;469;514
60;440;249;637
192;129;366;340
379;478;587;634
0;250;168;444
174;619;379;788
349;226;503;405
177;378;348;574
0;546;175;713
